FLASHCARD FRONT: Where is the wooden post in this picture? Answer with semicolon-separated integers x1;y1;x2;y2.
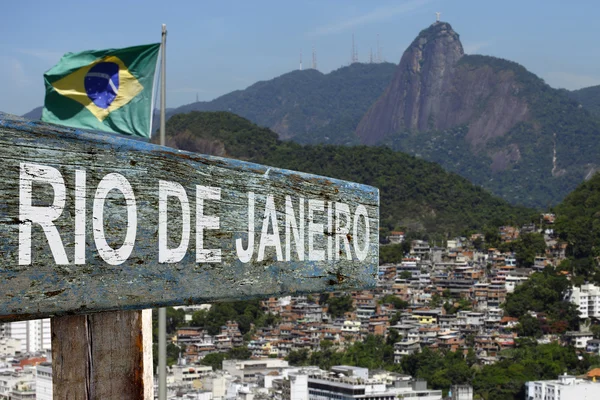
51;309;153;399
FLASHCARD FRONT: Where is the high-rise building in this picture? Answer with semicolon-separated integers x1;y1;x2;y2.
1;319;51;354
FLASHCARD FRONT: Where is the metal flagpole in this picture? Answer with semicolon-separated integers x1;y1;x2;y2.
158;23;167;400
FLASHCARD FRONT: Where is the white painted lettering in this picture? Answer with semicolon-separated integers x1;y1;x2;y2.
257;194;283;261
236;192;255;263
285;196;304;261
196;185;221;263
308;199;325;261
158;180;191;263
335;202;352;260
74;170;86;264
93;173;137;265
19;163;69;265
353;205;370;261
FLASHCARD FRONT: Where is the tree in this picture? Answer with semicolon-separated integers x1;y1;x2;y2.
166;307;186;333
286;349;310;365
326;295;354;318
516;314;543;338
503;268;579;333
201;352;227;370
228;346;251;360
399;271;413;280
380;295;409;310
512;233;547;267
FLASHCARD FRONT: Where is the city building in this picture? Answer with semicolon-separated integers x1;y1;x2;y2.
526;373;600;400
306;366;442;400
35;362;53;400
1;319;51;354
569;284;600;319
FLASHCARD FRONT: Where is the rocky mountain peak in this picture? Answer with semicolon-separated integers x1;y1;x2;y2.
411;21;463;54
355;22;466;144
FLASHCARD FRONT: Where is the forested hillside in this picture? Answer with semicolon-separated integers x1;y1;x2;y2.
553;172;600;280
569;85;600;117
158;111;534;238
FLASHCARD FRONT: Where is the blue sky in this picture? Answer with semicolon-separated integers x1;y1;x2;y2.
1;0;599;115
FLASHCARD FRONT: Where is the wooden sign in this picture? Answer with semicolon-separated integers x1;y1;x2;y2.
0;113;379;321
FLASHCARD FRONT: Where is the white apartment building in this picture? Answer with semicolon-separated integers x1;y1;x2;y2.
0;338;21;357
341;320;361;334
569;284;600;319
306;368;442;400
526;374;600;400
505;274;529;293
1;319;51;354
35;362;53;400
223;359;289;379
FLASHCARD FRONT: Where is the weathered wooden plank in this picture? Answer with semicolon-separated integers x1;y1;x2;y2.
0;113;379;320
51;309;153;399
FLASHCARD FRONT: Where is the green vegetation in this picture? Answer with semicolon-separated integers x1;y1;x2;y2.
190;300;279;336
472;342;600;400
379;295;409;310
287;336;600;399
151;307;187;367
169;62;397;145
568;85;600;117
200;346;252;371
162;111;534;238
553;172;600;281
326;295;354;318
287;335;394;371
379;243;408;264
386;55;600;208
498;232;547;267
503;268;579;334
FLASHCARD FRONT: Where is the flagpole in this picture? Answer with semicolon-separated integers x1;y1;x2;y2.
158;23;167;400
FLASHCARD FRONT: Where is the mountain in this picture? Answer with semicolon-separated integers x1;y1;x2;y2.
23;106;43;120
23;63;396;144
568;85;600;117
355;21;600;208
157;111;534;237
553;171;600;281
167;63;397;145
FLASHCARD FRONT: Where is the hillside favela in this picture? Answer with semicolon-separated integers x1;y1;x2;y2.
1;2;600;400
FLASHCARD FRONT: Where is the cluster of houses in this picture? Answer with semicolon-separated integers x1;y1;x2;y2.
174;222;568;368
2;217;600;398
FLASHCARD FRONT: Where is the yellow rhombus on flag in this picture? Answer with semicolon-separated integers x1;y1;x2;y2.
42;43;160;138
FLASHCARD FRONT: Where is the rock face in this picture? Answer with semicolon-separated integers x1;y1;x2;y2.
356;22;529;148
355;21;600;208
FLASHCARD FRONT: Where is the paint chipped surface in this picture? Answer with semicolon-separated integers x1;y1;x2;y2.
0;113;379;321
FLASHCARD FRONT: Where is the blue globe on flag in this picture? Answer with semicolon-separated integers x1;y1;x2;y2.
84;62;120;109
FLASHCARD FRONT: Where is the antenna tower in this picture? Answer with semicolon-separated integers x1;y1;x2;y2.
377;34;382;63
312;46;317;70
351;33;358;64
369;48;373;64
299;49;303;70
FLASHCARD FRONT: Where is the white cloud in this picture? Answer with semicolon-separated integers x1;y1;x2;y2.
307;0;430;37
544;71;600;90
463;41;491;54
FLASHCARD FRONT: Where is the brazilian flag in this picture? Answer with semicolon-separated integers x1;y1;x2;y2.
42;43;160;138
